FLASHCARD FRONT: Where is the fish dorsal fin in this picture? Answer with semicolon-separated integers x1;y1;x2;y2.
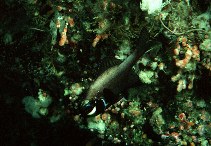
97;57;122;75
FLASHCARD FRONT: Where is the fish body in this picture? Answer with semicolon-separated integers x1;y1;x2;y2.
81;47;149;116
87;49;143;100
82;30;154;116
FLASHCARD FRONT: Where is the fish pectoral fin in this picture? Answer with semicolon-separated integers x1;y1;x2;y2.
103;88;119;104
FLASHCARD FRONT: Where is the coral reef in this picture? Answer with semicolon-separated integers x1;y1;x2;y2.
0;0;210;145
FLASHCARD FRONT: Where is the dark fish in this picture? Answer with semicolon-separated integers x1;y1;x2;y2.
82;30;155;116
89;46;150;96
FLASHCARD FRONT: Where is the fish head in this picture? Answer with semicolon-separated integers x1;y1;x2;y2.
80;88;120;116
80;96;108;116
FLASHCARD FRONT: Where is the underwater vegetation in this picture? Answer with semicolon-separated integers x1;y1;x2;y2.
0;0;211;145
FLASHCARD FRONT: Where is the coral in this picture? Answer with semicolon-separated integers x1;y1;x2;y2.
200;38;211;52
140;0;163;15
92;34;109;47
171;36;200;92
139;70;156;84
84;98;149;145
22;89;52;118
64;83;84;97
2;0;211;145
115;39;131;60
22;96;42;118
87;117;106;134
150;107;165;134
159;93;211;145
200;31;211;70
192;10;211;31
